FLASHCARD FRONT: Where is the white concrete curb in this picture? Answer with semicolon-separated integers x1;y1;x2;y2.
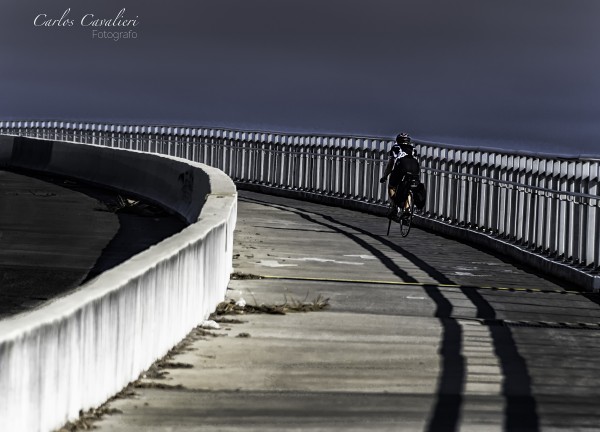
0;137;237;432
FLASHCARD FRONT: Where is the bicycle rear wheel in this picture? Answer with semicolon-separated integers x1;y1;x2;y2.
400;192;414;237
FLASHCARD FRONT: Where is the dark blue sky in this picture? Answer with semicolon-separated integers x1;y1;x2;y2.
1;0;599;157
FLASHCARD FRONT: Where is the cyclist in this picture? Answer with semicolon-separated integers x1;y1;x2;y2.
380;133;420;218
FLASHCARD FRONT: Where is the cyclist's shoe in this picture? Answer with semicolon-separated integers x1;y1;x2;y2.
386;206;397;219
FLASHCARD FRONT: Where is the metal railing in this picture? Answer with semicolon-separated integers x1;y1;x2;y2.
2;120;598;275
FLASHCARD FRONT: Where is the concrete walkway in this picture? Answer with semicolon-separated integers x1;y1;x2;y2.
94;190;600;431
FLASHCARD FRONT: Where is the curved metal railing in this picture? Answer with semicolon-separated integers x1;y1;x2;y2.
2;119;598;275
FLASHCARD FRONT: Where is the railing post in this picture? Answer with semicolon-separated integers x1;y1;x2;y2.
587;162;599;268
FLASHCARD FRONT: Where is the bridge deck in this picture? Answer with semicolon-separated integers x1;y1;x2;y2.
92;191;600;431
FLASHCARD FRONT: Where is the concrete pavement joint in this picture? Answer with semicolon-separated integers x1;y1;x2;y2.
456;316;600;331
256;274;589;296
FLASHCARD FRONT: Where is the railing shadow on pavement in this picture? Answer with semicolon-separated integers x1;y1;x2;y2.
238;192;544;431
244;191;600;429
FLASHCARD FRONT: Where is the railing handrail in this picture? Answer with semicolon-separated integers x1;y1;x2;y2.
5;125;600;204
1;118;598;161
422;167;600;201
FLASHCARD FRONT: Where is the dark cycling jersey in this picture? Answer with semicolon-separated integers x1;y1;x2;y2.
389;155;420;187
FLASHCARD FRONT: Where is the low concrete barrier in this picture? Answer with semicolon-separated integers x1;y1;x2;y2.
0;136;237;432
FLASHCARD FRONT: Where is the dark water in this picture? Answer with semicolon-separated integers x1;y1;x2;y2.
1;0;599;158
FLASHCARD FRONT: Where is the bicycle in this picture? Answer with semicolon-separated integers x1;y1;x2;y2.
386;176;418;238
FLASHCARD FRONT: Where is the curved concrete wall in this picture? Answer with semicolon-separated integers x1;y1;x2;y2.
0;137;237;432
3;136;215;224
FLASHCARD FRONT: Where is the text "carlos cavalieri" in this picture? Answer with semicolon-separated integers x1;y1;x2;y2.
34;8;139;41
34;8;139;28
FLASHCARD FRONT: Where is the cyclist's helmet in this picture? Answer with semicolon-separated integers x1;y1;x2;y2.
396;133;414;155
396;133;411;145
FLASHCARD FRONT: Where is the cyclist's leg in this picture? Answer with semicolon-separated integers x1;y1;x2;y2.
388;184;396;203
388;171;401;204
395;181;408;214
404;191;412;213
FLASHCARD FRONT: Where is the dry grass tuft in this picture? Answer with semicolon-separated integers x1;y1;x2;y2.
211;316;246;324
56;404;123;431
96;195;167;217
214;294;330;316
230;272;263;280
